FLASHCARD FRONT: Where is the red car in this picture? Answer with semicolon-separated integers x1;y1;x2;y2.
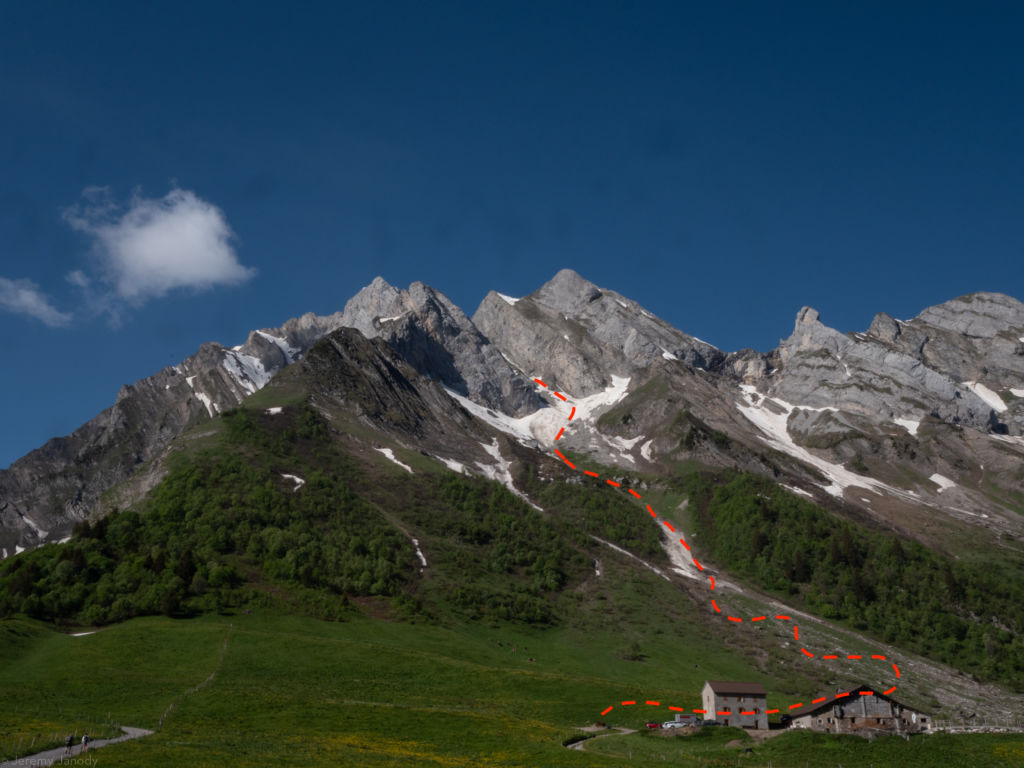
645;721;660;729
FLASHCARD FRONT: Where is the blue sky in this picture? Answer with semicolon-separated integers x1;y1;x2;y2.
1;2;1022;468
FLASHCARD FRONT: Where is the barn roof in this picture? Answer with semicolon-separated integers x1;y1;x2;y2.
791;684;923;716
704;680;767;695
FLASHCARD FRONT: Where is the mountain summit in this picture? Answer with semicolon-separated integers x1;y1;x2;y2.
1;271;1023;564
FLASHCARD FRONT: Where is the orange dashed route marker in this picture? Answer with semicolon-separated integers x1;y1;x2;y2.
522;376;901;719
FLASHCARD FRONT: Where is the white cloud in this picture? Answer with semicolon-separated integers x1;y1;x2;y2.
64;187;255;302
0;277;72;327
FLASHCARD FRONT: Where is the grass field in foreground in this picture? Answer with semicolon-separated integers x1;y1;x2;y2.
3;603;1024;766
583;727;1024;768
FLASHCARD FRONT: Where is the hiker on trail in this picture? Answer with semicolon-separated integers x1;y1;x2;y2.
64;734;73;755
81;733;90;753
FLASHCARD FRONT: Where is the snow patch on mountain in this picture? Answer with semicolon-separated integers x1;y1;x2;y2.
476;439;540;510
661;349;678;361
195;391;217;417
281;473;305;490
894;417;920;436
1010;388;1024;398
21;514;48;538
497;293;520;306
961;381;1006;413
736;385;913;501
375;447;414;474
781;484;813;498
443;386;567;445
438;456;466;474
265;407;283;415
256;331;301;363
222;350;271;394
570;375;631;424
640;439;653;461
930;473;956;492
591;535;670;581
412;538;428;569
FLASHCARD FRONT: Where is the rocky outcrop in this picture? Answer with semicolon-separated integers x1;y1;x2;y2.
472;268;723;398
339;278;541;417
768;305;1001;431
0;310;349;556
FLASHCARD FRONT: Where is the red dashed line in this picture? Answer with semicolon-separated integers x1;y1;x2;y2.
836;692;850;699
524;379;902;718
553;449;575;470
884;686;897;695
717;710;731;716
859;691;874;696
741;710;756;716
646;700;660;706
766;709;779;714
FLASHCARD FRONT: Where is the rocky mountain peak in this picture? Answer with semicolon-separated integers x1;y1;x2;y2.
779;306;848;362
339;278;540;418
915;292;1024;338
866;312;901;344
531;268;603;313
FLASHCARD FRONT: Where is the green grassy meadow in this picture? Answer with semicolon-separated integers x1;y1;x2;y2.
4;604;1024;767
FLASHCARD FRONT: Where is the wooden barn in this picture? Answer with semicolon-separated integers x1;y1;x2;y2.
789;684;930;735
701;680;768;730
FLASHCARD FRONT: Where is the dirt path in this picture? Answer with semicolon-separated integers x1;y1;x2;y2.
0;726;154;767
568;727;636;751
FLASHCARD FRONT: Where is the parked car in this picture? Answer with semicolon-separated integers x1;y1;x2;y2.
661;721;684;729
702;720;721;727
645;721;660;729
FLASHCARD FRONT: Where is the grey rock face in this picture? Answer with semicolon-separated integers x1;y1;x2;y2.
339;278;541;417
864;293;1024;406
473;268;723;398
0;309;349;556
769;305;1000;431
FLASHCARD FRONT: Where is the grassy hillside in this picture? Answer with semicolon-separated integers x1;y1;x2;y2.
3;610;1023;767
3;391;1024;765
683;471;1024;691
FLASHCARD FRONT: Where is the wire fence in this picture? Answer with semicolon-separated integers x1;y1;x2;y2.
0;703;121;762
930;718;1024;732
